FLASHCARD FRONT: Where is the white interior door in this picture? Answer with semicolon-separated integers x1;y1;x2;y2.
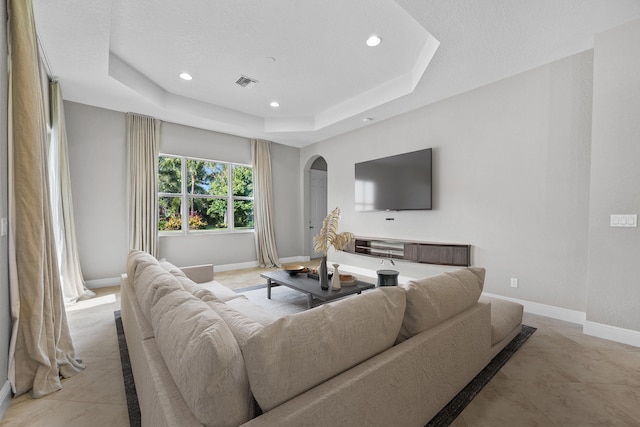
309;169;327;258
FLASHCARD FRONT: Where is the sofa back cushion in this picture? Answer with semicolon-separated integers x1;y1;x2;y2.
203;296;267;347
224;296;278;325
242;287;406;411
159;260;187;278
151;288;253;427
133;258;184;322
126;249;158;283
177;275;243;302
397;267;485;343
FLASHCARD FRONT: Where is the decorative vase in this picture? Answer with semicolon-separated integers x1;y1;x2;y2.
331;264;341;290
319;256;329;290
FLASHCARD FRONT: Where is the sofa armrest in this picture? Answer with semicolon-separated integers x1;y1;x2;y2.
180;264;214;283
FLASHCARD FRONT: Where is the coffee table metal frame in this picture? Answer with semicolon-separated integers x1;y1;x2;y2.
260;270;375;309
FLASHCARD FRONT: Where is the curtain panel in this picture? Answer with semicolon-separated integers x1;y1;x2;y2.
251;139;281;267
7;0;84;397
126;113;161;257
49;81;94;304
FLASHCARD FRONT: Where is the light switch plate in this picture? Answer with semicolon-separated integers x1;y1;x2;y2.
0;218;7;236
610;214;637;227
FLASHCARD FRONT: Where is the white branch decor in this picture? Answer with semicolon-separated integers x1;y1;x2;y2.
313;207;354;254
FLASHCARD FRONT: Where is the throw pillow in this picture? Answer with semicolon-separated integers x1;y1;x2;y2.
397;267;485;343
242;287;406;411
151;288;254;426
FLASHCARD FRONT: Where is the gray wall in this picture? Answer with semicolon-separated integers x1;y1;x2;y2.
302;50;594;313
0;0;11;410
587;19;640;331
65;102;128;280
64;102;303;278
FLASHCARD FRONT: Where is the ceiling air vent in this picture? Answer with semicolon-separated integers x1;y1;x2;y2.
235;75;258;88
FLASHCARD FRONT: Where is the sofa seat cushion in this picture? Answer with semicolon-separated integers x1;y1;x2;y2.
242;287;406;412
479;296;523;345
151;287;253;427
397;267;485;343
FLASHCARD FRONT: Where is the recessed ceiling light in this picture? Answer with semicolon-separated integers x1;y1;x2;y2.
179;72;193;81
366;35;382;47
270;101;280;108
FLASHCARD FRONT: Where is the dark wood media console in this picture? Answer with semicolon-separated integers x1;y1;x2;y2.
346;237;471;267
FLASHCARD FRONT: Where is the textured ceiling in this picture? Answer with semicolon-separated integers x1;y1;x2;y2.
33;0;640;147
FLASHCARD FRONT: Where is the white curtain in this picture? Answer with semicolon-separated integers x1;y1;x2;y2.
8;0;84;397
127;113;161;257
49;81;95;304
251;139;281;267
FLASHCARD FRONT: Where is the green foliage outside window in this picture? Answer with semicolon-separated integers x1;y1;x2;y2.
158;155;254;232
232;165;254;228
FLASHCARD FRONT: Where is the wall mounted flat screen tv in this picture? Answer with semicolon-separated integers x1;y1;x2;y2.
355;148;432;211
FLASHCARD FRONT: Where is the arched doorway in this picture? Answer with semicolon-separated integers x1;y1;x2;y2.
307;156;327;259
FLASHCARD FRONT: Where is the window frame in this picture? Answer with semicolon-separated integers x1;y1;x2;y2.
158;153;254;235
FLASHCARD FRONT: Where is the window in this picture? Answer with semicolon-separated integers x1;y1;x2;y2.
158;155;254;233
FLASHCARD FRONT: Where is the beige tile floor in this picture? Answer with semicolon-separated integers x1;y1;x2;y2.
0;287;129;427
1;266;639;426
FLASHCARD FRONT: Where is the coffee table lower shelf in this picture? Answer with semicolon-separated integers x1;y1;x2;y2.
260;271;375;309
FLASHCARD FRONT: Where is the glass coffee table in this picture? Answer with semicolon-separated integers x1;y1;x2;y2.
260;270;375;309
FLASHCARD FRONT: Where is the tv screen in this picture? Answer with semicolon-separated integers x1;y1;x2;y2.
355;148;432;211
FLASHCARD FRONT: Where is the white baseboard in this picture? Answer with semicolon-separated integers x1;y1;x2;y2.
583;321;640;348
482;292;586;325
86;256;313;285
214;256;311;273
281;255;311;264
214;261;259;272
334;263;639;348
85;277;120;289
0;381;12;421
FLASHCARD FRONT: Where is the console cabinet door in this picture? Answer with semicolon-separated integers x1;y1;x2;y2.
404;243;469;266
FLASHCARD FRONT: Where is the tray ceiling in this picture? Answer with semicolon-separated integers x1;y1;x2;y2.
33;0;640;147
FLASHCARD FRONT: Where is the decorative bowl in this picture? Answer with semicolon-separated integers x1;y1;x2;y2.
283;264;305;275
339;274;357;286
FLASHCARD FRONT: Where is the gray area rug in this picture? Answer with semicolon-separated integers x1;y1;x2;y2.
234;284;312;315
114;311;141;427
426;324;536;426
114;292;535;427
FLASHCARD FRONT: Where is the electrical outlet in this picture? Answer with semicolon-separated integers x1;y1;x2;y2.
510;278;518;288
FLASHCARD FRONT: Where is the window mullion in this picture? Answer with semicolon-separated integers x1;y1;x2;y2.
182;157;188;233
228;164;234;231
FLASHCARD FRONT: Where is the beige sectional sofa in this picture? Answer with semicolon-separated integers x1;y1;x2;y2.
121;250;523;427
